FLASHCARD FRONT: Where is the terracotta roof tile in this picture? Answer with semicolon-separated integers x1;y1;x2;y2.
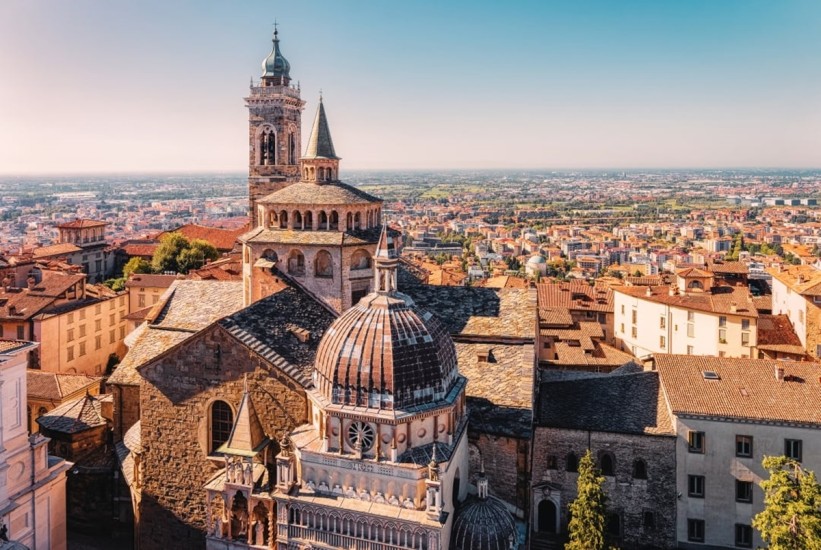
768;264;821;296
155;224;247;252
32;243;83;258
616;284;757;317
56;219;107;229
656;354;821;425
258;181;381;206
27;371;101;401
537;282;613;313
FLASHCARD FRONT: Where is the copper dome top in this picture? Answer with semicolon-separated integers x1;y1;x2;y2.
313;291;458;410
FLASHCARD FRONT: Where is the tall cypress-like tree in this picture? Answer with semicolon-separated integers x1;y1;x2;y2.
566;449;607;550
753;456;821;550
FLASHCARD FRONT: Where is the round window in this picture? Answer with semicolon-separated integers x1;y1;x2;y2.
347;421;375;451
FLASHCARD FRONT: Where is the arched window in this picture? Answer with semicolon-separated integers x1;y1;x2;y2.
319;211;328;230
210;400;233;454
329;211;339;230
600;452;615;476
354;212;361;230
315;250;333;278
279;210;288;229
350;249;372;271
632;459;647;479
688;279;703;290
269;211;278;228
288;250;305;276
259;127;276;166
346;212;353;231
304;211;313;230
566;452;578;473
293;210;303;229
261;249;278;262
288;133;297;164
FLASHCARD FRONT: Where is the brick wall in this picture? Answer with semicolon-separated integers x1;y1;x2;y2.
531;427;677;549
137;324;308;548
467;433;530;515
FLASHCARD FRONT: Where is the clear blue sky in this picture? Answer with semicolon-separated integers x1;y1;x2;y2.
1;0;819;173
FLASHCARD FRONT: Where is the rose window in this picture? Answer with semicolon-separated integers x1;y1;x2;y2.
347;421;375;451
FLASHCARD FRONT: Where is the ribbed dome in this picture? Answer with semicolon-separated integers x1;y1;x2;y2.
313;291;458;410
451;496;517;550
262;31;291;79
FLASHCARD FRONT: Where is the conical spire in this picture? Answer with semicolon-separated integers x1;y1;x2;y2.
217;376;270;456
303;97;339;160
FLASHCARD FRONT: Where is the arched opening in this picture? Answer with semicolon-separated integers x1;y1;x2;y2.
259;127;276;166
600;452;615;476
269;211;278;228
210;400;233;454
261;249;278;262
293;211;303;230
304;211;313;230
252;502;268;545
346;212;353;231
329;211;339;230
452;469;461;505
319;211;328;230
309;166;315;180
632;459;647;479
688;279;704;290
566;452;578;473
314;250;333;279
279;210;288;229
354;212;362;230
230;490;249;541
288;133;297;164
350;249;372;271
538;500;558;533
288;250;305;277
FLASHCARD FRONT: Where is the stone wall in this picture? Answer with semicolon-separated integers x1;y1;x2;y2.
111;384;140;441
531;427;677;549
467;434;530;515
137;323;308;548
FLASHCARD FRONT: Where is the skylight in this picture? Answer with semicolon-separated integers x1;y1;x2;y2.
702;371;720;380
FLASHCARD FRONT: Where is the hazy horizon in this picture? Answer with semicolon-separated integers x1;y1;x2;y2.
2;0;820;174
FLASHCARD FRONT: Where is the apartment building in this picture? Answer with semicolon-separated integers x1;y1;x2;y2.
655;355;821;549
767;263;821;358
614;268;757;359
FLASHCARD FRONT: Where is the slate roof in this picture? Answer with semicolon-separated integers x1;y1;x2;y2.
240;226;382;247
115;421;141;489
401;283;535;341
108;280;244;386
258;181;381;206
656;354;821;426
27;371;101;401
219;285;337;386
537;371;674;436
37;393;108;434
615;284;757;317
456;342;534;438
303;99;338;160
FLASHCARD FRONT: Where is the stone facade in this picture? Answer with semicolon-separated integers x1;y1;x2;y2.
531;427;677;549
467;434;529;514
137;324;310;548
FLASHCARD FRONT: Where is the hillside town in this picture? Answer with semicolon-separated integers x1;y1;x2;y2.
2;20;821;550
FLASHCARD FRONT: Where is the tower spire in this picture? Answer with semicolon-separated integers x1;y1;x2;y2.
300;96;340;183
374;225;399;294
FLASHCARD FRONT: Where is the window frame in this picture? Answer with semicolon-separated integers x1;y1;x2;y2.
785;439;803;462
735;435;753;458
688;431;705;454
735;480;753;503
687;519;705;543
209;400;234;455
688;475;705;498
734;523;753;548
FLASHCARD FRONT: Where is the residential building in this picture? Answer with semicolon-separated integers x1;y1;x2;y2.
26;371;102;433
655;355;821;549
767;263;821;358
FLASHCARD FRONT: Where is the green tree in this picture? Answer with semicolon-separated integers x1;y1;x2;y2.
177;239;219;273
566;450;607;550
123;257;152;278
103;277;126;291
753;456;821;550
151;233;190;273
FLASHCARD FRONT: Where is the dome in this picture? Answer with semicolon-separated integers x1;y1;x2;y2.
262;30;291;79
313;291;458;410
451;495;517;550
527;255;546;264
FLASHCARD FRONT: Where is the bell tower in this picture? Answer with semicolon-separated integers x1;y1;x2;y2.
246;26;305;226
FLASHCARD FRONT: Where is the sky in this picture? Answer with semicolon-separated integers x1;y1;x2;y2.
1;0;820;173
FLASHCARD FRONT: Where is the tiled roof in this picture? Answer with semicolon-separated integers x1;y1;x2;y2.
258;181;381;206
108;280;244;386
456;342;534;437
676;267;713;278
615;284;757;317
36;393;108;434
538;308;574;327
0;289;57;321
155;224;247;252
240;226;382;247
540;321;603;351
537;282;613;313
753;295;772;313
120;242;158;257
655;354;821;425
708;260;749;275
478;275;529;289
768;264;821;296
0;340;35;355
549;342;635;368
57;219;107;229
401;275;535;341
219;285;336;386
125;274;179;288
537;371;674;436
27;371;101;401
757;314;804;353
189;254;243;281
31;243;83;258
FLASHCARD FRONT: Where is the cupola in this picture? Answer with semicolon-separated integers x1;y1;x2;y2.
261;27;291;86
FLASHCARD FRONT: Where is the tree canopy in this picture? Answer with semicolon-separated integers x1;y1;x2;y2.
752;456;821;550
150;233;219;274
566;450;607;550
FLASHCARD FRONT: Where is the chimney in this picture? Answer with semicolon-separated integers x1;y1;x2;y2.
27;276;35;290
775;366;785;382
645;287;652;297
8;305;16;316
100;397;114;423
798;274;805;284
668;286;676;296
730;302;738;313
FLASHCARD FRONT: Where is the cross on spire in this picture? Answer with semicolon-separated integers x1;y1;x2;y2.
273;19;278;38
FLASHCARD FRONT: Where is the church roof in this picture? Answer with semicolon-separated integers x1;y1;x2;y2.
262;29;290;79
257;181;381;206
240;225;382;247
37;393;109;434
217;378;270;457
451;495;517;550
302;98;338;160
27;371;101;401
